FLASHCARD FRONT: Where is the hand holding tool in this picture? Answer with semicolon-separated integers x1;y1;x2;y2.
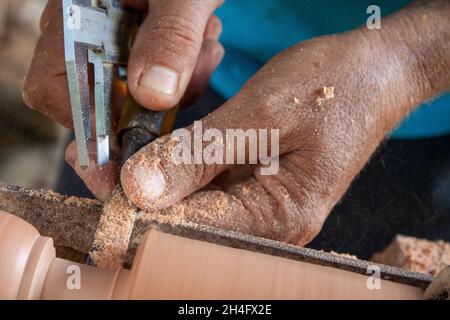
63;0;138;167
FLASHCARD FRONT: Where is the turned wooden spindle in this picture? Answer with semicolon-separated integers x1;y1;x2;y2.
0;210;129;299
0;210;425;300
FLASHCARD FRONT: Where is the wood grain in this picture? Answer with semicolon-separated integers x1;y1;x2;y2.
126;230;425;300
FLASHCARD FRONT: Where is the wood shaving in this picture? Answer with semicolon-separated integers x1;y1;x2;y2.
316;86;335;106
89;187;137;269
372;235;450;276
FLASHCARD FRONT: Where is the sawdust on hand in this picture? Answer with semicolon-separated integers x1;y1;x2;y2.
316;86;335;106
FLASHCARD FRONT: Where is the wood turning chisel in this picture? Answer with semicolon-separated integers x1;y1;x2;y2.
63;0;179;268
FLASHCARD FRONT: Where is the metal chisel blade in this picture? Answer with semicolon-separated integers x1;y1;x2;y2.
64;44;91;168
89;49;113;166
63;0;137;167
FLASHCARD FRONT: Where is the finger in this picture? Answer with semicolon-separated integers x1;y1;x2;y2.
204;15;223;40
194;151;330;245
147;189;257;237
151;149;331;246
120;94;284;211
23;0;72;128
65;140;119;201
24;0;132;130
243;150;335;245
182;14;224;106
182;39;224;107
127;0;223;111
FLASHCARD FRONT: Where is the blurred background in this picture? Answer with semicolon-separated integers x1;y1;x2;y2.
0;0;69;189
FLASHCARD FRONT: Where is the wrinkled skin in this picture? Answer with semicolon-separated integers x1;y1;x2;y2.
24;0;224;200
24;0;450;245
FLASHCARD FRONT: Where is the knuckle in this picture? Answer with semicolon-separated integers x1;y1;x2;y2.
253;95;282;128
240;83;288;130
254;165;327;245
149;15;203;60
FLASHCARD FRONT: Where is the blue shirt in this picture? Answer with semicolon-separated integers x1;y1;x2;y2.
210;0;450;139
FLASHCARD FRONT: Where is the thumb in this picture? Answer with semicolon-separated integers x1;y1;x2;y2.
121;93;285;211
127;0;223;111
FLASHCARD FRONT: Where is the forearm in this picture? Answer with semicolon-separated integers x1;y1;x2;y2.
370;0;450;106
334;0;450;141
403;0;450;96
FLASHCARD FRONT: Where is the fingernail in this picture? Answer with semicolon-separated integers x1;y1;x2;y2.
141;65;179;95
133;165;166;202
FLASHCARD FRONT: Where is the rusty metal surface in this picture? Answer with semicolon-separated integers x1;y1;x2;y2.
0;182;433;289
0;183;102;253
